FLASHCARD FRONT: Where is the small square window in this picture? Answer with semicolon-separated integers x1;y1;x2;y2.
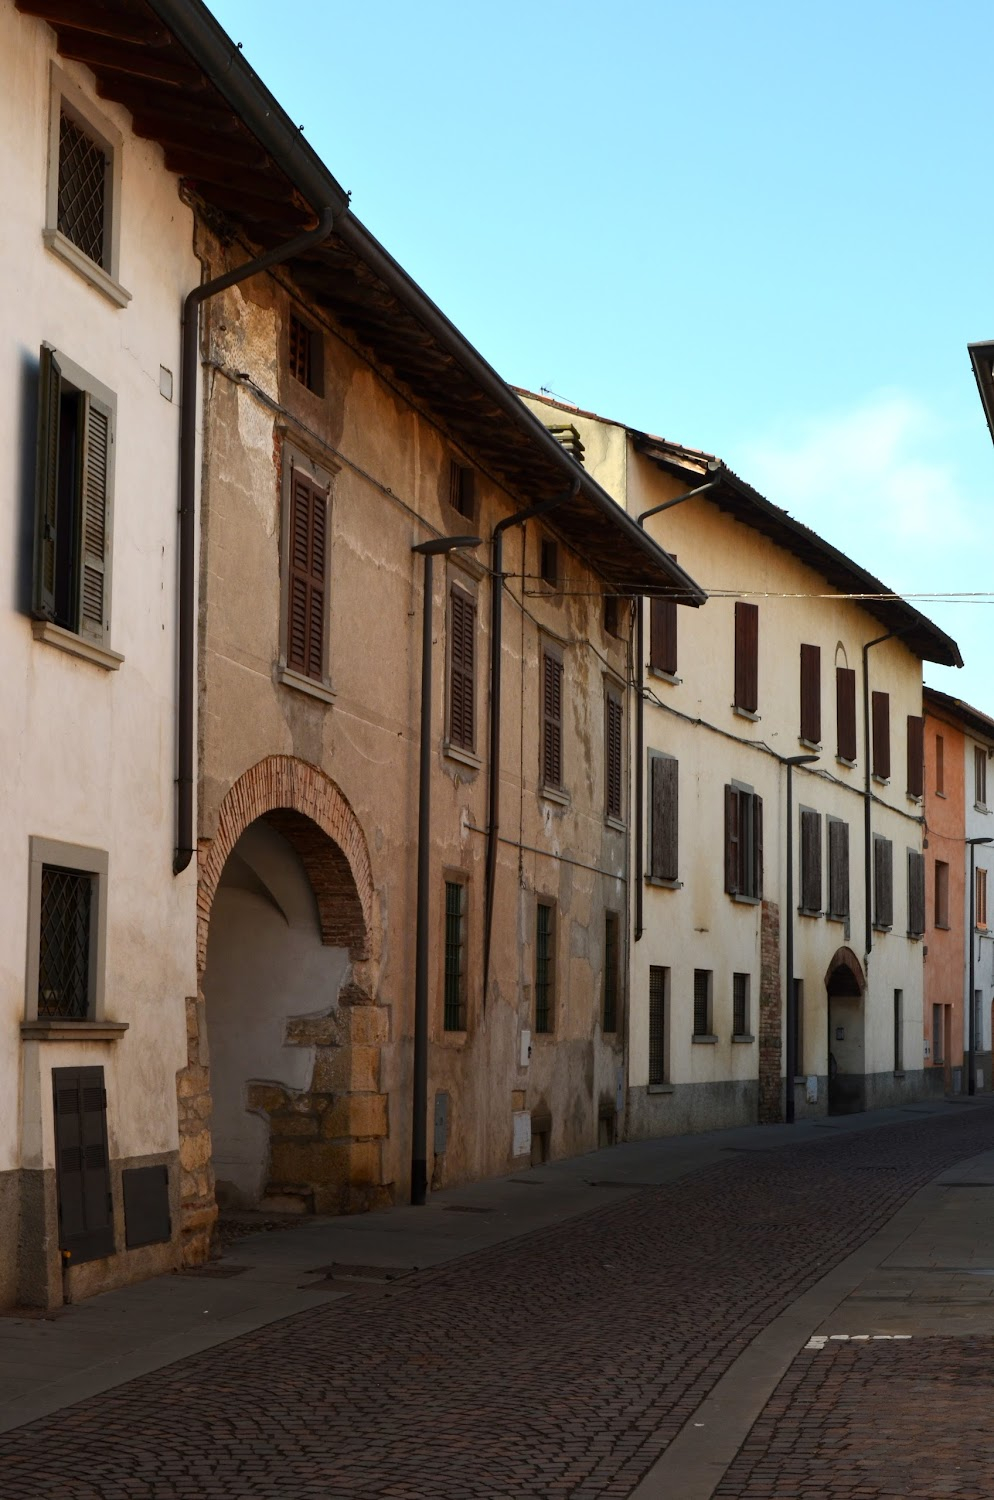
288;313;323;395
540;537;559;586
448;461;476;521
44;69;127;306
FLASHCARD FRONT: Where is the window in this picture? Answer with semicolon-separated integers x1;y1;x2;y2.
540;537;558;586
541;649;564;791
448;460;476;521
58;112;108;267
873;835;893;929
799;808;822;914
836;667;857;762
936;734;945;795
725;784;763;900
871;691;890;779
800;644;821;744
535;902;556;1033
894;991;903;1072
733;602;759;713
288;313;323;396
977;868;988;932
603;912;619;1033
792;979;804;1077
33;347;117;656
976;747;988;810
649;595;677;676
604;596;621;638
284;465;329;683
732;973;750;1037
932;1003;944;1065
907;850;925;937
648;967;669;1084
25;838;108;1026
648;753;678;881
448;585;476;752
906;716;924;799
827;818;850;919
605;688;623;821
443;880;467;1032
693;969;713;1038
934;860;949;928
44;72;126;305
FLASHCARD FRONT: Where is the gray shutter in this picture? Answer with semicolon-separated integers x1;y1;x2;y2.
828;819;850;917
724;785;740;894
800;809;822;911
908;850;925;936
34;346;62;621
836;667;857;761
753;794;764;897
650;755;678;880
872;691;891;779
53;1065;115;1265
874;836;893;927
79;392;112;643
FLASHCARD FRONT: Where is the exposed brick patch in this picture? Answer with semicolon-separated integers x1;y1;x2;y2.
175;992;216;1264
758;898;782;1123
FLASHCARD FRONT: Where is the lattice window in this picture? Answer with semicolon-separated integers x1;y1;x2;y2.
58;113;107;268
289;315;311;388
443;881;466;1031
38;866;93;1020
535;903;555;1033
648;967;667;1084
693;968;711;1037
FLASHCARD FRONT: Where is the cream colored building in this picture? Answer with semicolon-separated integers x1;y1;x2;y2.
521;393;962;1132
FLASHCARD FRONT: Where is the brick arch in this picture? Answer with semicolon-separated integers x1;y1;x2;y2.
198;756;374;974
825;945;865;997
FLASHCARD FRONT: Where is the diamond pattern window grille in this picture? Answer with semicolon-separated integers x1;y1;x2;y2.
443;881;465;1032
58;113;107;268
39;866;93;1020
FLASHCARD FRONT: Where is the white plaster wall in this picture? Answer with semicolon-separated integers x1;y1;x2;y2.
0;2;199;1173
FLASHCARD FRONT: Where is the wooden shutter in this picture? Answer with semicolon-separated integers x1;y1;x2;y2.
734;602;759;712
874;836;893;927
542;651;563;788
79;392;112;643
448;586;475;750
935;734;944;794
650;755;678;880
52;1065;114;1265
828;818;849;918
908;850;925;936
605;691;623;820
871;691;890;779
836;667;857;762
752;794;764;897
650;596;678;676
286;469;327;681
34;346;62;621
800;809;822;911
724;784;740;894
799;644;821;744
906;715;924;798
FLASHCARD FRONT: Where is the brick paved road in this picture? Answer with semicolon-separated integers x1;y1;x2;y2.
3;1107;994;1499
715;1336;994;1499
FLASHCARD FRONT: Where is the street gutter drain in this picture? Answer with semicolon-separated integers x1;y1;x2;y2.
443;1204;494;1214
308;1263;416;1283
181;1264;250;1279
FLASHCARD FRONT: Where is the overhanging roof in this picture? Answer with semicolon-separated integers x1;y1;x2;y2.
15;0;705;604
968;340;994;451
924;686;994;743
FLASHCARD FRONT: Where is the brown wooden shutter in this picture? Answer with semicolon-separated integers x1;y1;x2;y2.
724;785;740;894
734;602;759;712
605;691;623;820
542;652;563;788
908;850;925;936
906;715;924;798
53;1065;114;1265
935;734;945;794
287;470;327;681
871;691;891;779
836;667;857;761
800;809;821;911
79;393;112;643
827;819;849;918
650;755;678;880
34;346;62;621
874;836;893;927
799;644;821;744
448;586;475;750
753;794;764;897
650;596;678;676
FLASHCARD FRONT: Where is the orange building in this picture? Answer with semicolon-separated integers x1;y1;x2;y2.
923;691;966;1089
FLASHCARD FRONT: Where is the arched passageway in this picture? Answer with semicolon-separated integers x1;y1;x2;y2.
825;946;865;1116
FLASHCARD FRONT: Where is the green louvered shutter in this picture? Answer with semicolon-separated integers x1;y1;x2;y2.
34;346;62;621
79;392;112;643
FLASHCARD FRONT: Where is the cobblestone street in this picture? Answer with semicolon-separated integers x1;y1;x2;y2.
3;1105;994;1499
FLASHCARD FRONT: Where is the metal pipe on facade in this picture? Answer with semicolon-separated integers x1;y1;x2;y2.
173;209;339;875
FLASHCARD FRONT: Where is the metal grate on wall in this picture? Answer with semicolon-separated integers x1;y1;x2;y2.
38;866;92;1019
443;881;465;1031
58;113;107;267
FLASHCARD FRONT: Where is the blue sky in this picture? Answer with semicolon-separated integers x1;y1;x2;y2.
208;0;994;710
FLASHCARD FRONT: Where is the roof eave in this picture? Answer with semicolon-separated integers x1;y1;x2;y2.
968;340;994;452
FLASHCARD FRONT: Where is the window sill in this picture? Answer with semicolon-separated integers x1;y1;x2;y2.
439;1029;468;1046
799;738;821;754
935;922;951;931
43;229;132;308
872;774;890;787
648;667;681;686
936;790;947;799
873;923;892;933
906;794;923;806
540;785;570;807
605;815;626;833
532;1028;555;1041
906;932;924;942
647;1083;674;1095
732;1033;755;1044
645;875;682;890
32;619;123;671
974;803;990;816
836;756;856;770
893;1071;906;1080
692;1033;718;1045
729;892;761;906
825;911;848;923
21;1019;128;1042
443;742;481;770
277;664;336;705
732;705;761;722
797;906;822;918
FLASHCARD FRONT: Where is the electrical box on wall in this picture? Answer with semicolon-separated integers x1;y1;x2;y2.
519;1029;532;1068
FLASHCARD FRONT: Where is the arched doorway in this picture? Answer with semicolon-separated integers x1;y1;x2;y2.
826;946;865;1116
177;757;388;1263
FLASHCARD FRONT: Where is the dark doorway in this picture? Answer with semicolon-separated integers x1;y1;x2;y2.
827;957;865;1115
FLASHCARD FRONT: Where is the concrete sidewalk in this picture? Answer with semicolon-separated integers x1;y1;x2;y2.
0;1095;989;1441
